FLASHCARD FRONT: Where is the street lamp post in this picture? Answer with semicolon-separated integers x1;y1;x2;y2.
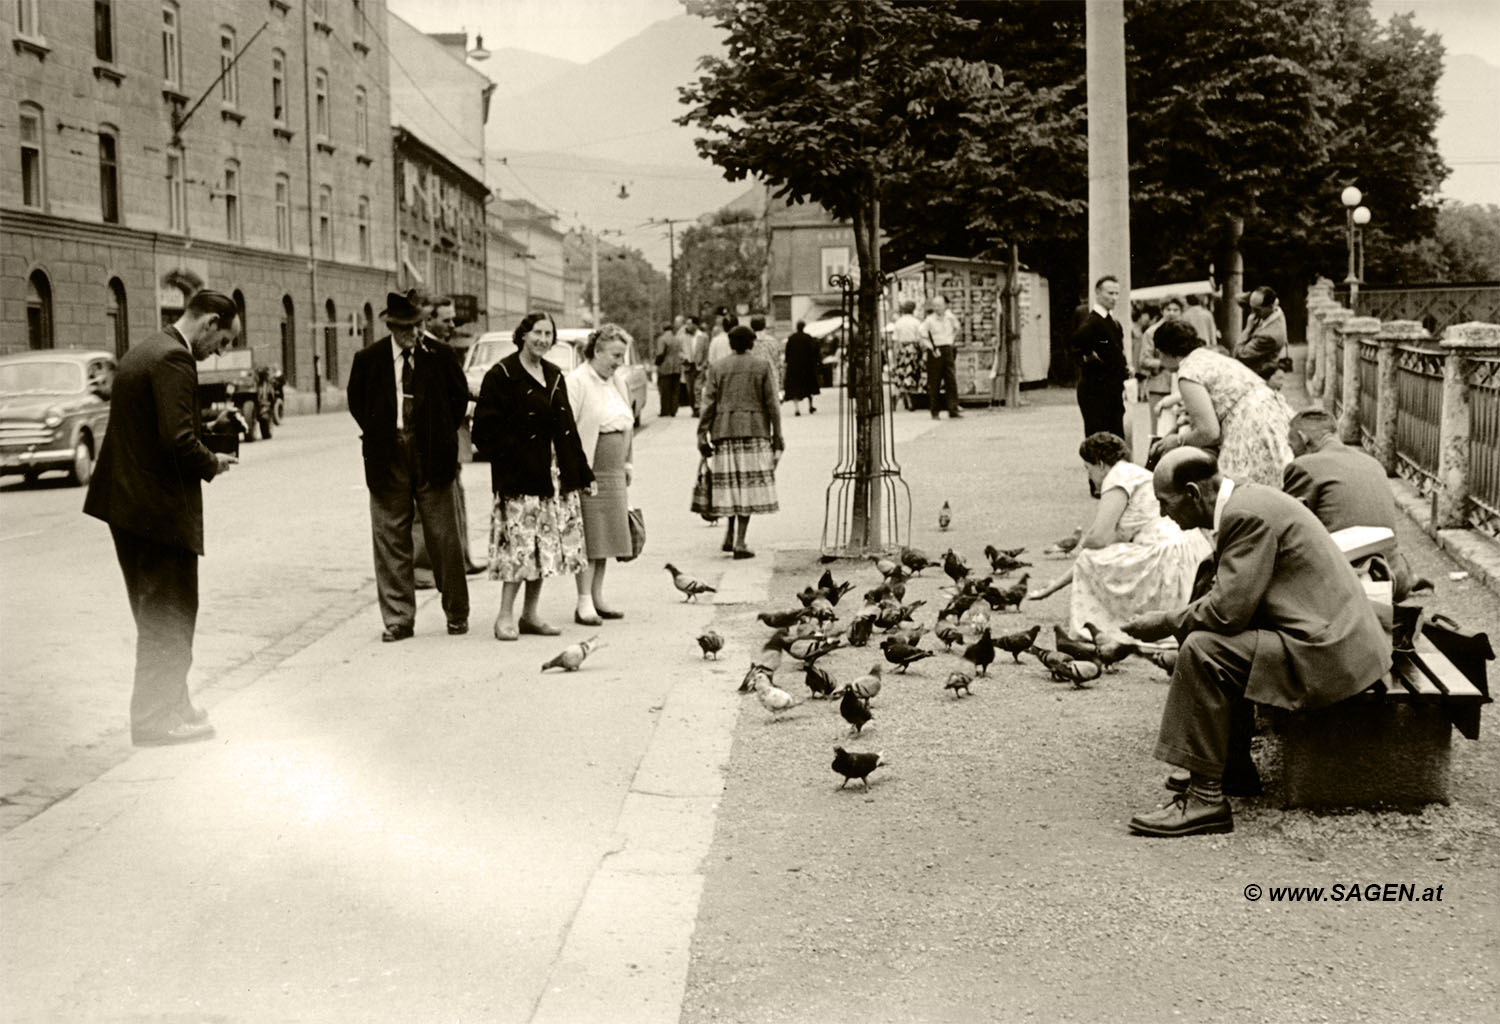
1342;185;1372;307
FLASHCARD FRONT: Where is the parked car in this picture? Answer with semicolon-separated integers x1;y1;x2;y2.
462;327;648;426
0;350;115;486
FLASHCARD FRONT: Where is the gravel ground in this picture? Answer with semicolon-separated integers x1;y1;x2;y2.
681;389;1499;1024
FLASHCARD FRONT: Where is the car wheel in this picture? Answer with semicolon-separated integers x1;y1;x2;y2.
271;397;285;425
240;399;258;441
67;435;94;487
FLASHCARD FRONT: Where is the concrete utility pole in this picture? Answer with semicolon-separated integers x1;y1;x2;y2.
1085;0;1133;434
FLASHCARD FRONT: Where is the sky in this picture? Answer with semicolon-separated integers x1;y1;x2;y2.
384;0;686;65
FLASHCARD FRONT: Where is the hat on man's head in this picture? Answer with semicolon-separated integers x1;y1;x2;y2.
380;291;424;326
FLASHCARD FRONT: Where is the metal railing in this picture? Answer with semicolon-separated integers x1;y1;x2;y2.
1392;343;1444;496
1357;341;1378;449
1468;354;1500;537
1352;283;1500;335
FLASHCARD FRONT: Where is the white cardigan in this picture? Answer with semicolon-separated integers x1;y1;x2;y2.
566;363;633;470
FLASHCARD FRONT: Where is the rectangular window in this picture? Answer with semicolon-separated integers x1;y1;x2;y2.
17;0;39;36
94;0;114;61
99;132;119;223
167;149;185;231
820;247;851;289
20;106;44;208
271;51;286;122
318;185;332;257
352;0;365;40
224;163;241;241
357;196;370;262
354;88;367;153
314;70;329;138
162;3;181;86
220;29;239;106
275;176;291;250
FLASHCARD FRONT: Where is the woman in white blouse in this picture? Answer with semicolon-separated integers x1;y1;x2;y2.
565;325;636;623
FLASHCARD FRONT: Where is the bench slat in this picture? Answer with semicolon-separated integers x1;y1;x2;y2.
1392;654;1442;697
1413;636;1487;701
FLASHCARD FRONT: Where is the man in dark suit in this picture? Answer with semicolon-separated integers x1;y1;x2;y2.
346;291;470;642
1284;407;1412;600
84;289;240;746
1123;448;1390;837
1067;274;1129;440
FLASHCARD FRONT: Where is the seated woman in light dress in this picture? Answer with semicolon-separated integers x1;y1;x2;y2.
1027;432;1214;640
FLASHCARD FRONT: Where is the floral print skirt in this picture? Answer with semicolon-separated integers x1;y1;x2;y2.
488;487;586;582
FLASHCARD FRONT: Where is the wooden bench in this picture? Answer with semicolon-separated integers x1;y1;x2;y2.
1269;527;1491;808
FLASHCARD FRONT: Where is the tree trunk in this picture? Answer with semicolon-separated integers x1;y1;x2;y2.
1220;215;1244;353
849;188;884;553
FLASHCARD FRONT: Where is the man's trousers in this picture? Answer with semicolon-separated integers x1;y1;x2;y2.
110;526;198;737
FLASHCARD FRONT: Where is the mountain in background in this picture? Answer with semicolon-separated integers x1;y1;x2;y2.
482;47;580;100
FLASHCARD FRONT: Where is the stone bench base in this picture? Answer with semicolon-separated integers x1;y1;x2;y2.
1275;701;1454;808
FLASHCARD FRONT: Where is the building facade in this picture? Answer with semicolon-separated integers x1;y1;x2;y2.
765;195;857;337
386;15;491;336
486;197;566;324
1;0;398;410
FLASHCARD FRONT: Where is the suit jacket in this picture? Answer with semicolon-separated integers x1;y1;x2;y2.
346;335;468;492
1283;442;1397;535
84;329;219;556
1169;482;1389;711
1068;311;1128;386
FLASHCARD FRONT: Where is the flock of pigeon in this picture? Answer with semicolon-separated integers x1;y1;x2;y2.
658;537;1180;794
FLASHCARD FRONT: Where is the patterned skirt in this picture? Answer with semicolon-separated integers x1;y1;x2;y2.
697;436;779;517
488;478;587;583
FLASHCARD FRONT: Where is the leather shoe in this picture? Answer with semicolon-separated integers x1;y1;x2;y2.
575;610;603;627
518;617;561;636
733;548;756;560
447;620;469;635
597;608;624;620
133;720;216;747
382;624;414;643
1129;793;1233;837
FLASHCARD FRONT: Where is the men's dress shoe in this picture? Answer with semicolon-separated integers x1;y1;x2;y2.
447;620;469;636
949;411;963;418
574;611;603;627
382;625;414;643
597;608;625;620
733;549;756;560
1129;794;1234;837
722;540;735;553
518;618;561;636
133;721;217;747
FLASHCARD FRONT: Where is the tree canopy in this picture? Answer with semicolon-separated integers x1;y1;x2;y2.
674;207;766;322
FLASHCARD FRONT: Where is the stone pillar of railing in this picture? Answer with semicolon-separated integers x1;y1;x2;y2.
1373;320;1425;476
1320;306;1352;417
1436;322;1500;528
1306;297;1336;397
1339;316;1379;444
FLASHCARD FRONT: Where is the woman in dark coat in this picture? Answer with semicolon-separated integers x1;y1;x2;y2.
471;312;594;641
782;320;821;415
696;326;784;558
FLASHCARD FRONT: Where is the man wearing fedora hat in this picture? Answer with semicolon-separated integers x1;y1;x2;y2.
347;291;471;641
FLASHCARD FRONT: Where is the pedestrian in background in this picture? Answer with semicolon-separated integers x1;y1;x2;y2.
1181;292;1219;350
1137;295;1181;409
566;324;635;623
84;289;241;745
693;318;714;412
347;291;472;642
1068;274;1129;443
654;319;682;417
678;317;700;415
751;314;782;395
890;299;926;406
782;319;821;416
471;312;594;641
922;294;962;419
708;314;735;367
697;325;783;558
1235;286;1288;367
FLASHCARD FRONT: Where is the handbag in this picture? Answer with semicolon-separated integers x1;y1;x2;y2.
618;507;646;562
690;457;714;516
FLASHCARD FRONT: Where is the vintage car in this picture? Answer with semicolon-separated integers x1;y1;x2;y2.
462;327;649;425
0;350;116;486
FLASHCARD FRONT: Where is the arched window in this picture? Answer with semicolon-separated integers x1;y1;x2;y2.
281;295;297;387
270;48;286;123
219;26;238;106
107;277;128;357
362;301;374;348
323;298;338;386
232;288;248;349
98;125;120;222
27;271;54;350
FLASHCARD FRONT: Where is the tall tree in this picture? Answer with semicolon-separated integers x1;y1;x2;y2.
674;207;766;322
679;0;1072;550
598;247;670;362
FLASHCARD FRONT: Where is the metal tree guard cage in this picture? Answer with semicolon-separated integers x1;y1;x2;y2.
820;272;912;559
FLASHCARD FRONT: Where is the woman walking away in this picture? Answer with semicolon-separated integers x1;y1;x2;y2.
566;324;635;623
471;312;594;640
698;325;783;558
782;320;821;415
